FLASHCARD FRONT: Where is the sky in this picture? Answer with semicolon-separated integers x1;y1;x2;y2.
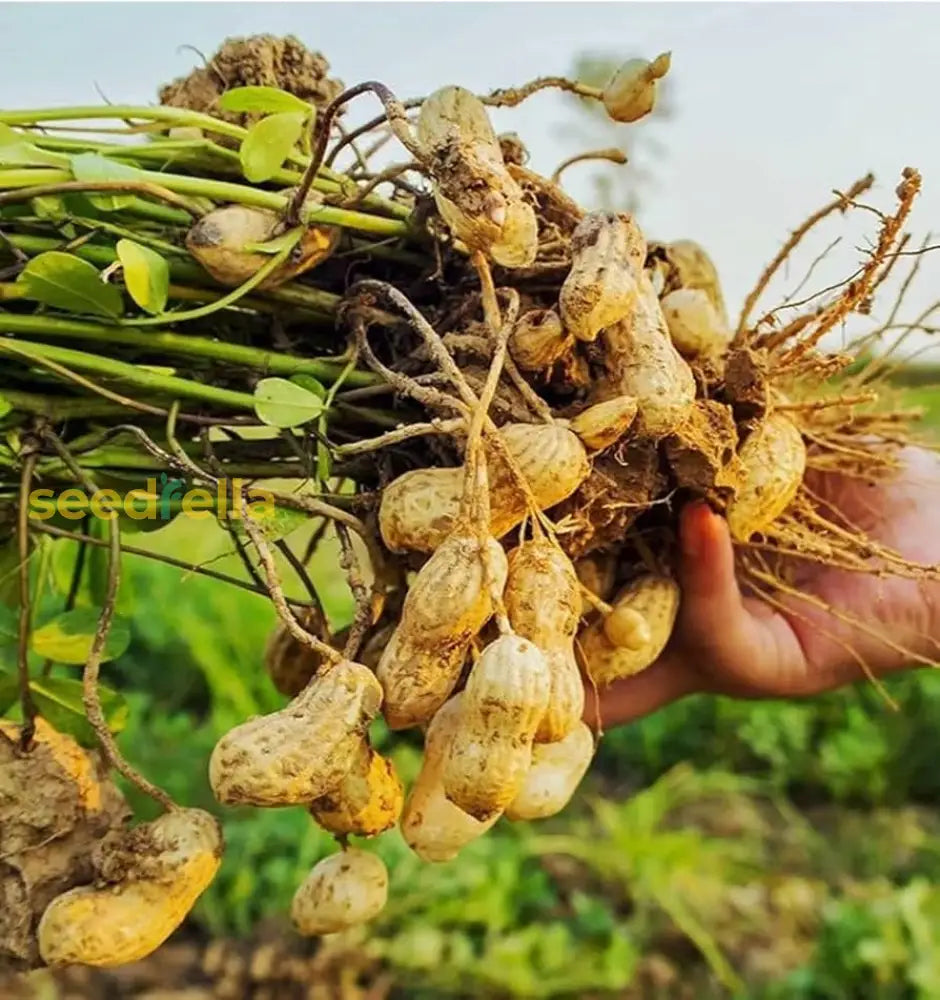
0;2;937;356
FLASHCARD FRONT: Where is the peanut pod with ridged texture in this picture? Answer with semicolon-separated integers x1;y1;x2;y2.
38;809;222;968
504;539;584;743
726;412;807;541
379;422;590;554
208;660;382;806
661;287;732;359
417;85;538;267
377;532;508;729
559;211;647;343
291;849;388;936
400;695;500;862
506;722;595;821
442;634;551;820
579;574;680;686
598;272;696;438
310;741;403;838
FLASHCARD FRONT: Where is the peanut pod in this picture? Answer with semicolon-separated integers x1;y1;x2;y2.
579;574;680;686
569;396;639;453
661;287;732;359
601;53;672;123
379;422;590;554
598;272;696;438
418;85;537;267
506;722;595;821
291;849;388;936
38;809;222;968
442;634;552;820
504;540;585;743
377;533;508;729
400;695;499;862
726;412;807;541
310;741;404;838
559;211;647;343
509;308;572;372
208;660;382;807
186;203;337;289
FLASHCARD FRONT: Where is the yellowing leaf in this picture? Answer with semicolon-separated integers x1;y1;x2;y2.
254;377;325;428
116;238;170;314
239;112;306;183
17;252;123;319
31;608;131;665
218;86;312;115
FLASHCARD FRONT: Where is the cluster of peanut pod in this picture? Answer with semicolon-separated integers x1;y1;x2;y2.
201;72;813;941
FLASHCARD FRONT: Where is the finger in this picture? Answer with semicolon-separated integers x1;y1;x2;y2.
589;650;699;729
677;500;749;645
678;501;810;693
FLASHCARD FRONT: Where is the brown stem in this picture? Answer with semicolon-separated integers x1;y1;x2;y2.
16;447;39;747
236;491;342;664
287;81;423;226
83;518;175;809
551;148;627;184
336;522;373;661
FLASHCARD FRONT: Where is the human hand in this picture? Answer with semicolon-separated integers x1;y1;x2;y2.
597;446;940;728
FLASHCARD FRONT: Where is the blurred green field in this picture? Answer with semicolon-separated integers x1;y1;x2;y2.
9;380;940;999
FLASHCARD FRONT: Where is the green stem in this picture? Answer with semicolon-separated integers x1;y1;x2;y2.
0;172;205;216
0;280;308;318
3;233;341;314
0;339;256;409
6;109;410;218
0;389;131;420
0;313;378;386
37;448;310;479
0;168;409;237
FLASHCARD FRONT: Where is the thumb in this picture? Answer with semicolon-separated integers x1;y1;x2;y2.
676;501;754;660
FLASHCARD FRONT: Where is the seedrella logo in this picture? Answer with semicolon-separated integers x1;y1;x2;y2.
28;475;275;522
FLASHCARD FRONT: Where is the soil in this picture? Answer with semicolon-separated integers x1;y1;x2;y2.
158;36;345;141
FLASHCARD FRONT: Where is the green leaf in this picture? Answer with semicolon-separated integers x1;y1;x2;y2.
70;152;147;211
239;112;306;183
0;603;17;650
253;377;325;428
31;608;131;665
116;238;169;315
0;668;18;716
17;251;123;319
0;123;70;168
218;86;312;115
0;396;11;420
290;374;326;398
29;675;128;745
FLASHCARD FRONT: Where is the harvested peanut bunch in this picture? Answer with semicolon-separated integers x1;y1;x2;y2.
2;33;936;966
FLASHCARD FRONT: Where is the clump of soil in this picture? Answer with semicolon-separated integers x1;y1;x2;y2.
158;35;345;137
0;721;130;973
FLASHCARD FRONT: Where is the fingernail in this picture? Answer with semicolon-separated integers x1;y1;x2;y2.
681;501;713;559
